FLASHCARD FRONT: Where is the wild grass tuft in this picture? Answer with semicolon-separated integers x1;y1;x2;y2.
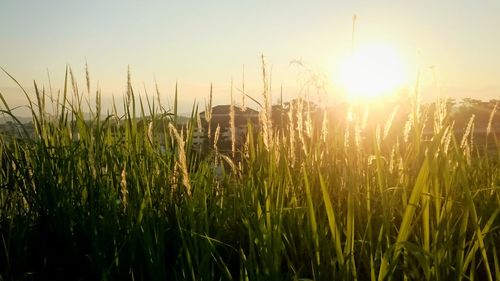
0;66;498;281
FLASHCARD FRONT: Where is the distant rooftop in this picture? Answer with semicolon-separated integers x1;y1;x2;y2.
200;105;259;116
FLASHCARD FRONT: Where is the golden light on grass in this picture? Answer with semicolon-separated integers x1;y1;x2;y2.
336;43;408;102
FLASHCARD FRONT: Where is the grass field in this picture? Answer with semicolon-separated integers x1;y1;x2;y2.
0;68;499;281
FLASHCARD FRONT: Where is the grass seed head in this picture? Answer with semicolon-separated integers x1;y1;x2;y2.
169;123;191;196
321;109;328;143
486;101;498;136
120;166;128;210
230;82;236;157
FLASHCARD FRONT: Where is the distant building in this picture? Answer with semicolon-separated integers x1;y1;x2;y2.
199;105;260;150
192;127;206;147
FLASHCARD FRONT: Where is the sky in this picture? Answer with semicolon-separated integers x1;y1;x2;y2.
1;0;499;115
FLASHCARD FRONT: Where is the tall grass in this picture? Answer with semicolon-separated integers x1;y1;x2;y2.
0;66;499;281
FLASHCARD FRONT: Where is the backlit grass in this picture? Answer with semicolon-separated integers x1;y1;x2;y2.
0;66;499;280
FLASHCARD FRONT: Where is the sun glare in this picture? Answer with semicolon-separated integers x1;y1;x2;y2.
336;44;408;102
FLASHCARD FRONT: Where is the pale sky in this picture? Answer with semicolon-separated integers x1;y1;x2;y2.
1;0;499;114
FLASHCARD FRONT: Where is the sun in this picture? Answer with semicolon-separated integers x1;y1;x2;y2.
336;44;408;102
